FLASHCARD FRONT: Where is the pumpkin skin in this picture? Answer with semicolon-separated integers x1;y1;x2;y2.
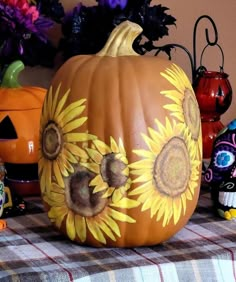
39;21;202;247
0;61;46;195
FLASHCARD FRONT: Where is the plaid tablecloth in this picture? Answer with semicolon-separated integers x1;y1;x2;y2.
0;190;236;282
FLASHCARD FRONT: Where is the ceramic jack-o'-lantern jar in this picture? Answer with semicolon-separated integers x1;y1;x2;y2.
39;21;202;247
0;61;46;196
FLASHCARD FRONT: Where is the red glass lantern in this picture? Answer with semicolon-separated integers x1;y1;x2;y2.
194;68;232;159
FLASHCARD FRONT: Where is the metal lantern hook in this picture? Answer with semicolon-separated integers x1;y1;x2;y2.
153;14;221;83
199;43;225;73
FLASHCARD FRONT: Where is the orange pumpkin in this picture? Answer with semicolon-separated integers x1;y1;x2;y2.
39;21;202;247
0;61;46;195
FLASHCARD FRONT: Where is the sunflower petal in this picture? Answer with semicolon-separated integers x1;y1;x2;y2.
64;133;96;142
65;143;88;159
75;214;87;242
108;207;135;223
63;117;88;133
86;148;103;164
53;161;65;188
110;136;119;153
110;197;140;209
93;140;111;154
54;89;70;119
101;213;121;237
97;219;116;241
86;218;106;244
66;210;76;240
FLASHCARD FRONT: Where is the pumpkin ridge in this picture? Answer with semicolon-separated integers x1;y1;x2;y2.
122;57;148;154
85;56;107;140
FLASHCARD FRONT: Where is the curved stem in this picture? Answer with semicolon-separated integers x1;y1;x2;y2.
193;15;218;78
96;20;142;57
1;60;24;88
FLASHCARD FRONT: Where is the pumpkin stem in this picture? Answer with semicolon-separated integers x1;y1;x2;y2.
96;20;142;57
1;60;24;88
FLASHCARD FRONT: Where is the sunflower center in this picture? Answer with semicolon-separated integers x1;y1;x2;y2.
101;153;128;187
183;88;200;140
42;122;62;160
154;137;190;197
66;166;108;217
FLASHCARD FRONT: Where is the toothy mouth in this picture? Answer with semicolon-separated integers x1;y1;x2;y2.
219;192;236;208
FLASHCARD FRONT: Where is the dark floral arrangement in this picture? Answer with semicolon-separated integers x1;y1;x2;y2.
59;0;176;60
0;0;176;73
0;0;59;69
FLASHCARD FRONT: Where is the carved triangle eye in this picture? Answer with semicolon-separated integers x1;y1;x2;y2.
0;116;17;140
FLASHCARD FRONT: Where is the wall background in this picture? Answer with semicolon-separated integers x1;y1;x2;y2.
20;0;236;125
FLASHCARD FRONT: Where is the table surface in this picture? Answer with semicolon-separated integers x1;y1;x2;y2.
0;189;236;282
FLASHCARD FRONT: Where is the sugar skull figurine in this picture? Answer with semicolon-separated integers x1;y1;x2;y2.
205;119;236;220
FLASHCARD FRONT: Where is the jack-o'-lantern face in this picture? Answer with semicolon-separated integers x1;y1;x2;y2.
0;61;46;187
205;119;236;220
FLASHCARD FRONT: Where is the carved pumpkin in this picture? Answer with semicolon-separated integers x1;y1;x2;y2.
0;61;46;195
39;21;202;247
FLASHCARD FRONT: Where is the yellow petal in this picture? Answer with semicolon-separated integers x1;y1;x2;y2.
93;184;108;194
164;104;181;112
90;174;104;186
57;157;69;177
122;166;129;176
75;214;87;242
66;210;76;240
65;143;88;159
62;147;78;164
63;117;88;133
141;192;156;211
116;154;128;165
64;133;96;142
81;162;100;174
86;148;103;164
101;213;121;237
152;195;167;217
129;159;154;170
118;138;126;155
132;149;154;159
160;89;183;101
47;87;53;120
181;193;187;215
108;207;135;223
57;99;86;123
86;218;106;244
48;206;67;228
51;83;61;117
49;191;65;204
173;197;182;225
102;187;115;198
53;161;65;188
97;219;116;241
60;154;75;173
142;133;161;153
138;187;156;204
110;136;119;153
112;189;123;203
111;197;140;209
132;171;152;183
54;89;70;119
93;139;111;155
162;197;173;226
129;181;152;196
